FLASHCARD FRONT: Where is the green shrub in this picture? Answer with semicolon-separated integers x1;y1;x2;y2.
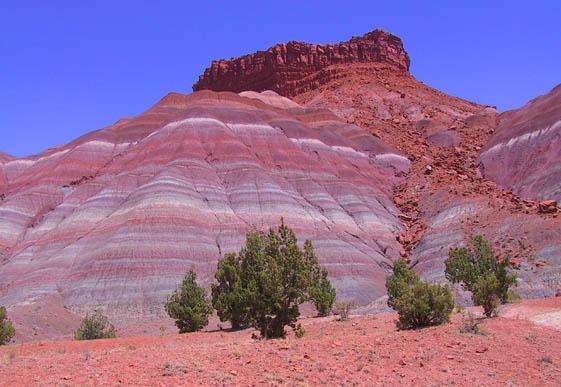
445;235;518;317
166;269;213;333
211;253;251;330
386;259;454;330
458;311;486;335
333;300;356;321
211;219;335;339
395;281;454;330
75;310;116;340
507;289;522;303
242;222;312;339
304;240;336;317
473;273;501;317
0;306;15;345
386;259;419;310
293;323;306;338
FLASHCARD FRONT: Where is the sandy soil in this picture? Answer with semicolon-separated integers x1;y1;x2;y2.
0;298;560;386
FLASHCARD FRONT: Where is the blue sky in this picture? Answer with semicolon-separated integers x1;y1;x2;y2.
1;1;560;157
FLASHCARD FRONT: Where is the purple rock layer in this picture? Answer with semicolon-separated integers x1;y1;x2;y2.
479;84;561;201
0;91;409;325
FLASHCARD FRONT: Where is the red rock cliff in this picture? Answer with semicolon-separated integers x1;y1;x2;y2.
193;29;410;97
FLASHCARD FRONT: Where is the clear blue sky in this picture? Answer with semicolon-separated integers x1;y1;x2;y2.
1;1;560;157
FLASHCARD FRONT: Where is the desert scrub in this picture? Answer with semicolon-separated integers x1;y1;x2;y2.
0;306;15;345
333;300;356;321
445;235;518;317
458;311;486;335
166;269;213;333
75;310;116;340
211;218;336;338
386;259;454;330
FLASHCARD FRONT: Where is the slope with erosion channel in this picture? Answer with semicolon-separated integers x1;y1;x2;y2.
196;28;561;306
292;62;561;305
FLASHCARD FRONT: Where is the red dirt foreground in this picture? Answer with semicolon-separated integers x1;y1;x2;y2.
1;298;560;386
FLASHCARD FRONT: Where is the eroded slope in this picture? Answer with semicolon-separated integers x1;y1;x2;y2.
480;84;561;201
193;28;561;301
0;91;408;338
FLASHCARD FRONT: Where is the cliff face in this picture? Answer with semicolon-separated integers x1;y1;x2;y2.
193;29;410;97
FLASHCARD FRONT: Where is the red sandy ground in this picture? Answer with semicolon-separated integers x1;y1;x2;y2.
1;298;560;386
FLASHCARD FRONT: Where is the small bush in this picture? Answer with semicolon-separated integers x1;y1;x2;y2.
454;305;466;314
395;281;455;330
166;269;213;333
507;289;522;303
0;306;15;345
293;323;306;338
4;350;16;365
459;311;485;335
304;241;336;317
445;235;518;317
386;259;454;330
333;300;356;321
75;310;116;340
525;333;538;344
211;253;251;330
473;273;500;317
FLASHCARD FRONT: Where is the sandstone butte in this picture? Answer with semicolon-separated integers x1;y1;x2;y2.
0;28;560;343
193;29;410;97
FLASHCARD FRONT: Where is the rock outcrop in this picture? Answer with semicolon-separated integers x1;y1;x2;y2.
539;200;558;214
193;29;410;97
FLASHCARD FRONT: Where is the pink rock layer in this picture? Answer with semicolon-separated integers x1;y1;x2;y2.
193;29;410;97
479;84;561;202
0;91;408;328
